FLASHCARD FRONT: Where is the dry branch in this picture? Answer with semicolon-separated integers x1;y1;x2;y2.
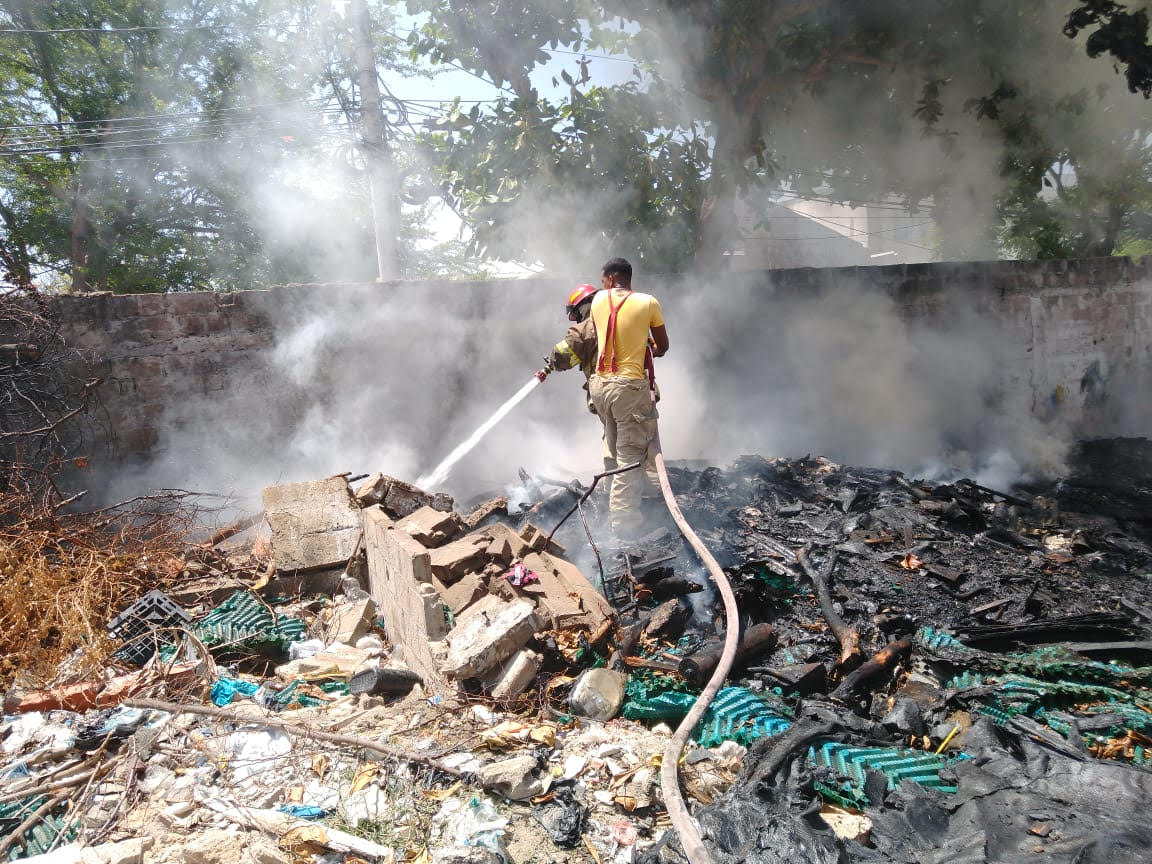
795;544;861;669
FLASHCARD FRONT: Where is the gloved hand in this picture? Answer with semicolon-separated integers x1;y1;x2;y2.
535;367;550;382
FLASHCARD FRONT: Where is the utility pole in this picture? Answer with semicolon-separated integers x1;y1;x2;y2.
349;0;397;281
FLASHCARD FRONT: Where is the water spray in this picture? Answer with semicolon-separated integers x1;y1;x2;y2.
416;376;543;489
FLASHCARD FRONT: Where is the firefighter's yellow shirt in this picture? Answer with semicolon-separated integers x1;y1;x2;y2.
590;288;664;380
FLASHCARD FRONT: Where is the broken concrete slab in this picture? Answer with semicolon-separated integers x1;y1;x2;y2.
363;506;446;690
482;648;541;700
442;598;541;679
385;478;453;517
32;837;156;864
429;534;490;584
519;551;613;632
275;643;373;678
462;495;508;529
328;597;375;645
353;473;389;507
354;473;454;515
450;593;507;629
434;570;485;616
263;477;362;571
398;505;465;548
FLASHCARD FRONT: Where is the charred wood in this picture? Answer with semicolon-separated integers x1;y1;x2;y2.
831;637;913;701
642;597;690;642
649;574;704;599
795;544;861;669
679;622;775;686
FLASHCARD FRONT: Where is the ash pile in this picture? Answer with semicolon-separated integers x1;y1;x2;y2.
3;444;1152;864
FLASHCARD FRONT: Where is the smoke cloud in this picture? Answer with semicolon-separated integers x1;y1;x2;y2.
79;1;1152;506
95;270;1081;511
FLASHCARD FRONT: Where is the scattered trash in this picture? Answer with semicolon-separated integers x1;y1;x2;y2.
569;669;627;722
504;562;539;587
532;787;586;847
210;677;261;706
432;797;510;861
6;445;1152;863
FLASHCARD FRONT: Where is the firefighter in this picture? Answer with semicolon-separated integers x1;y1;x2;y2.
535;284;615;468
588;257;668;534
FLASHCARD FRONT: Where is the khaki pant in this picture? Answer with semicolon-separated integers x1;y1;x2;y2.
601;430;659;490
589;375;658;532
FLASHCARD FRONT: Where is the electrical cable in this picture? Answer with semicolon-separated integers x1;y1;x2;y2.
652;423;739;864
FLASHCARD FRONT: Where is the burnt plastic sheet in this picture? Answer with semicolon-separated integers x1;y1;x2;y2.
869;729;1152;863
680;717;1152;864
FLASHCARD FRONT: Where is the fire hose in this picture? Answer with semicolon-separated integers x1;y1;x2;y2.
652;423;739;864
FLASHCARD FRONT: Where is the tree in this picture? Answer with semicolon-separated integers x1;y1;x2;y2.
0;0;433;292
406;0;1152;267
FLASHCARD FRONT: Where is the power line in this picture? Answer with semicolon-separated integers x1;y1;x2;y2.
0;23;283;35
0;17;641;65
744;219;935;241
797;210;936;252
0;97;340;132
0;125;356;158
378;26;518;96
0;111;350;145
772;188;937;215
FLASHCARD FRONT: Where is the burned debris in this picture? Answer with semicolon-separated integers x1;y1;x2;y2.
4;446;1152;864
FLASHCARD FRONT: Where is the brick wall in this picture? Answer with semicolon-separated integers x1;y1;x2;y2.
48;256;1152;498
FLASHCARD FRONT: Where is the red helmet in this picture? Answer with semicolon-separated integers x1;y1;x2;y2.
565;284;598;321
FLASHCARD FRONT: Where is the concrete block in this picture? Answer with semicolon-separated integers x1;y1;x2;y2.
353;472;388;507
363;506;445;690
329;598;375;645
434;570;486;616
263;477;362;572
429;535;490;584
476;755;548;800
519;522;563;555
482;648;541;700
520;523;547;552
478;523;529;565
398;505;465;548
420;581;449;640
442;598;541;679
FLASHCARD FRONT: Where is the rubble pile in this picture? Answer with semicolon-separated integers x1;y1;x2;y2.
4;444;1152;864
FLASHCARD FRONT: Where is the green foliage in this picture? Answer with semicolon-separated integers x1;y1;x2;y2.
407;0;1152;267
0;0;431;292
416;86;709;269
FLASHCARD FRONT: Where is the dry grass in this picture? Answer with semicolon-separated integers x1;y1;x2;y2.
0;483;198;690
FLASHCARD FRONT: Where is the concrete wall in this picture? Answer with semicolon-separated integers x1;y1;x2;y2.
58;290;279;456
49;255;1152;502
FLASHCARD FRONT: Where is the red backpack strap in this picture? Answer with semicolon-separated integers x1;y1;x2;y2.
596;292;631;373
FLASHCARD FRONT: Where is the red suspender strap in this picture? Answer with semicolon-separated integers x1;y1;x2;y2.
596;292;631;373
644;346;656;391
